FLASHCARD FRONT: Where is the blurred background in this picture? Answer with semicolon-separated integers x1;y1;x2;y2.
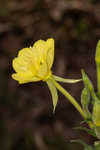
0;0;100;149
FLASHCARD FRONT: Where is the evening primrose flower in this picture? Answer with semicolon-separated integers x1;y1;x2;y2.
12;38;54;83
12;38;82;112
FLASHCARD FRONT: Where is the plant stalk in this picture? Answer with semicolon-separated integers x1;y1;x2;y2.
97;64;100;97
50;77;86;119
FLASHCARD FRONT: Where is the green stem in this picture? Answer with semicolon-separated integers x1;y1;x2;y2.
97;64;100;97
50;77;86;119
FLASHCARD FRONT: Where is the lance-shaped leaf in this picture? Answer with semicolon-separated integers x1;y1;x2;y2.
46;79;58;112
81;87;91;118
81;70;99;102
95;40;100;96
53;75;82;83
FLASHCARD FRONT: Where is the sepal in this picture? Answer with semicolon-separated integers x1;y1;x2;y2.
46;79;58;112
53;75;82;83
81;87;91;118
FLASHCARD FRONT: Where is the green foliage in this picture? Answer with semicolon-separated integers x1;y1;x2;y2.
95;40;100;97
81;87;91;118
80;41;100;143
92;100;100;127
95;40;100;64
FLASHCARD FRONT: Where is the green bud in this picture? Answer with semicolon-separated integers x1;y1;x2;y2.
92;100;100;127
95;40;100;64
81;87;91;118
92;100;100;139
95;40;100;96
81;70;94;93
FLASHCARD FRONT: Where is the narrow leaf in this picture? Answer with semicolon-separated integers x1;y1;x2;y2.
95;40;100;96
46;79;58;112
53;75;82;83
95;40;100;64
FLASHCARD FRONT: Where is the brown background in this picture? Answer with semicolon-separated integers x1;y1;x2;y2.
0;0;99;149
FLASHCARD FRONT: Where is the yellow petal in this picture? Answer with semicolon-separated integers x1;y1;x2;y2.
46;38;54;69
12;72;40;84
37;62;48;79
19;48;39;68
13;48;39;74
32;40;47;63
18;48;34;58
13;57;28;73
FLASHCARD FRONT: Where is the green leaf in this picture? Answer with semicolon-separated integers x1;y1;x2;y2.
53;75;82;83
92;100;100;127
92;100;100;139
71;140;94;150
46;79;58;112
95;40;100;64
95;40;100;97
81;87;91;118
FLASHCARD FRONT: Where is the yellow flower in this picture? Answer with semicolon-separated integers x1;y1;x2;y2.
12;38;54;84
12;38;82;112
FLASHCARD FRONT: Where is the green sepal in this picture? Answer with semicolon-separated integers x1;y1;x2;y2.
95;40;100;97
92;100;100;139
53;75;82;83
46;79;58;112
71;140;94;150
95;40;100;64
92;100;100;127
81;87;91;118
81;69;94;93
